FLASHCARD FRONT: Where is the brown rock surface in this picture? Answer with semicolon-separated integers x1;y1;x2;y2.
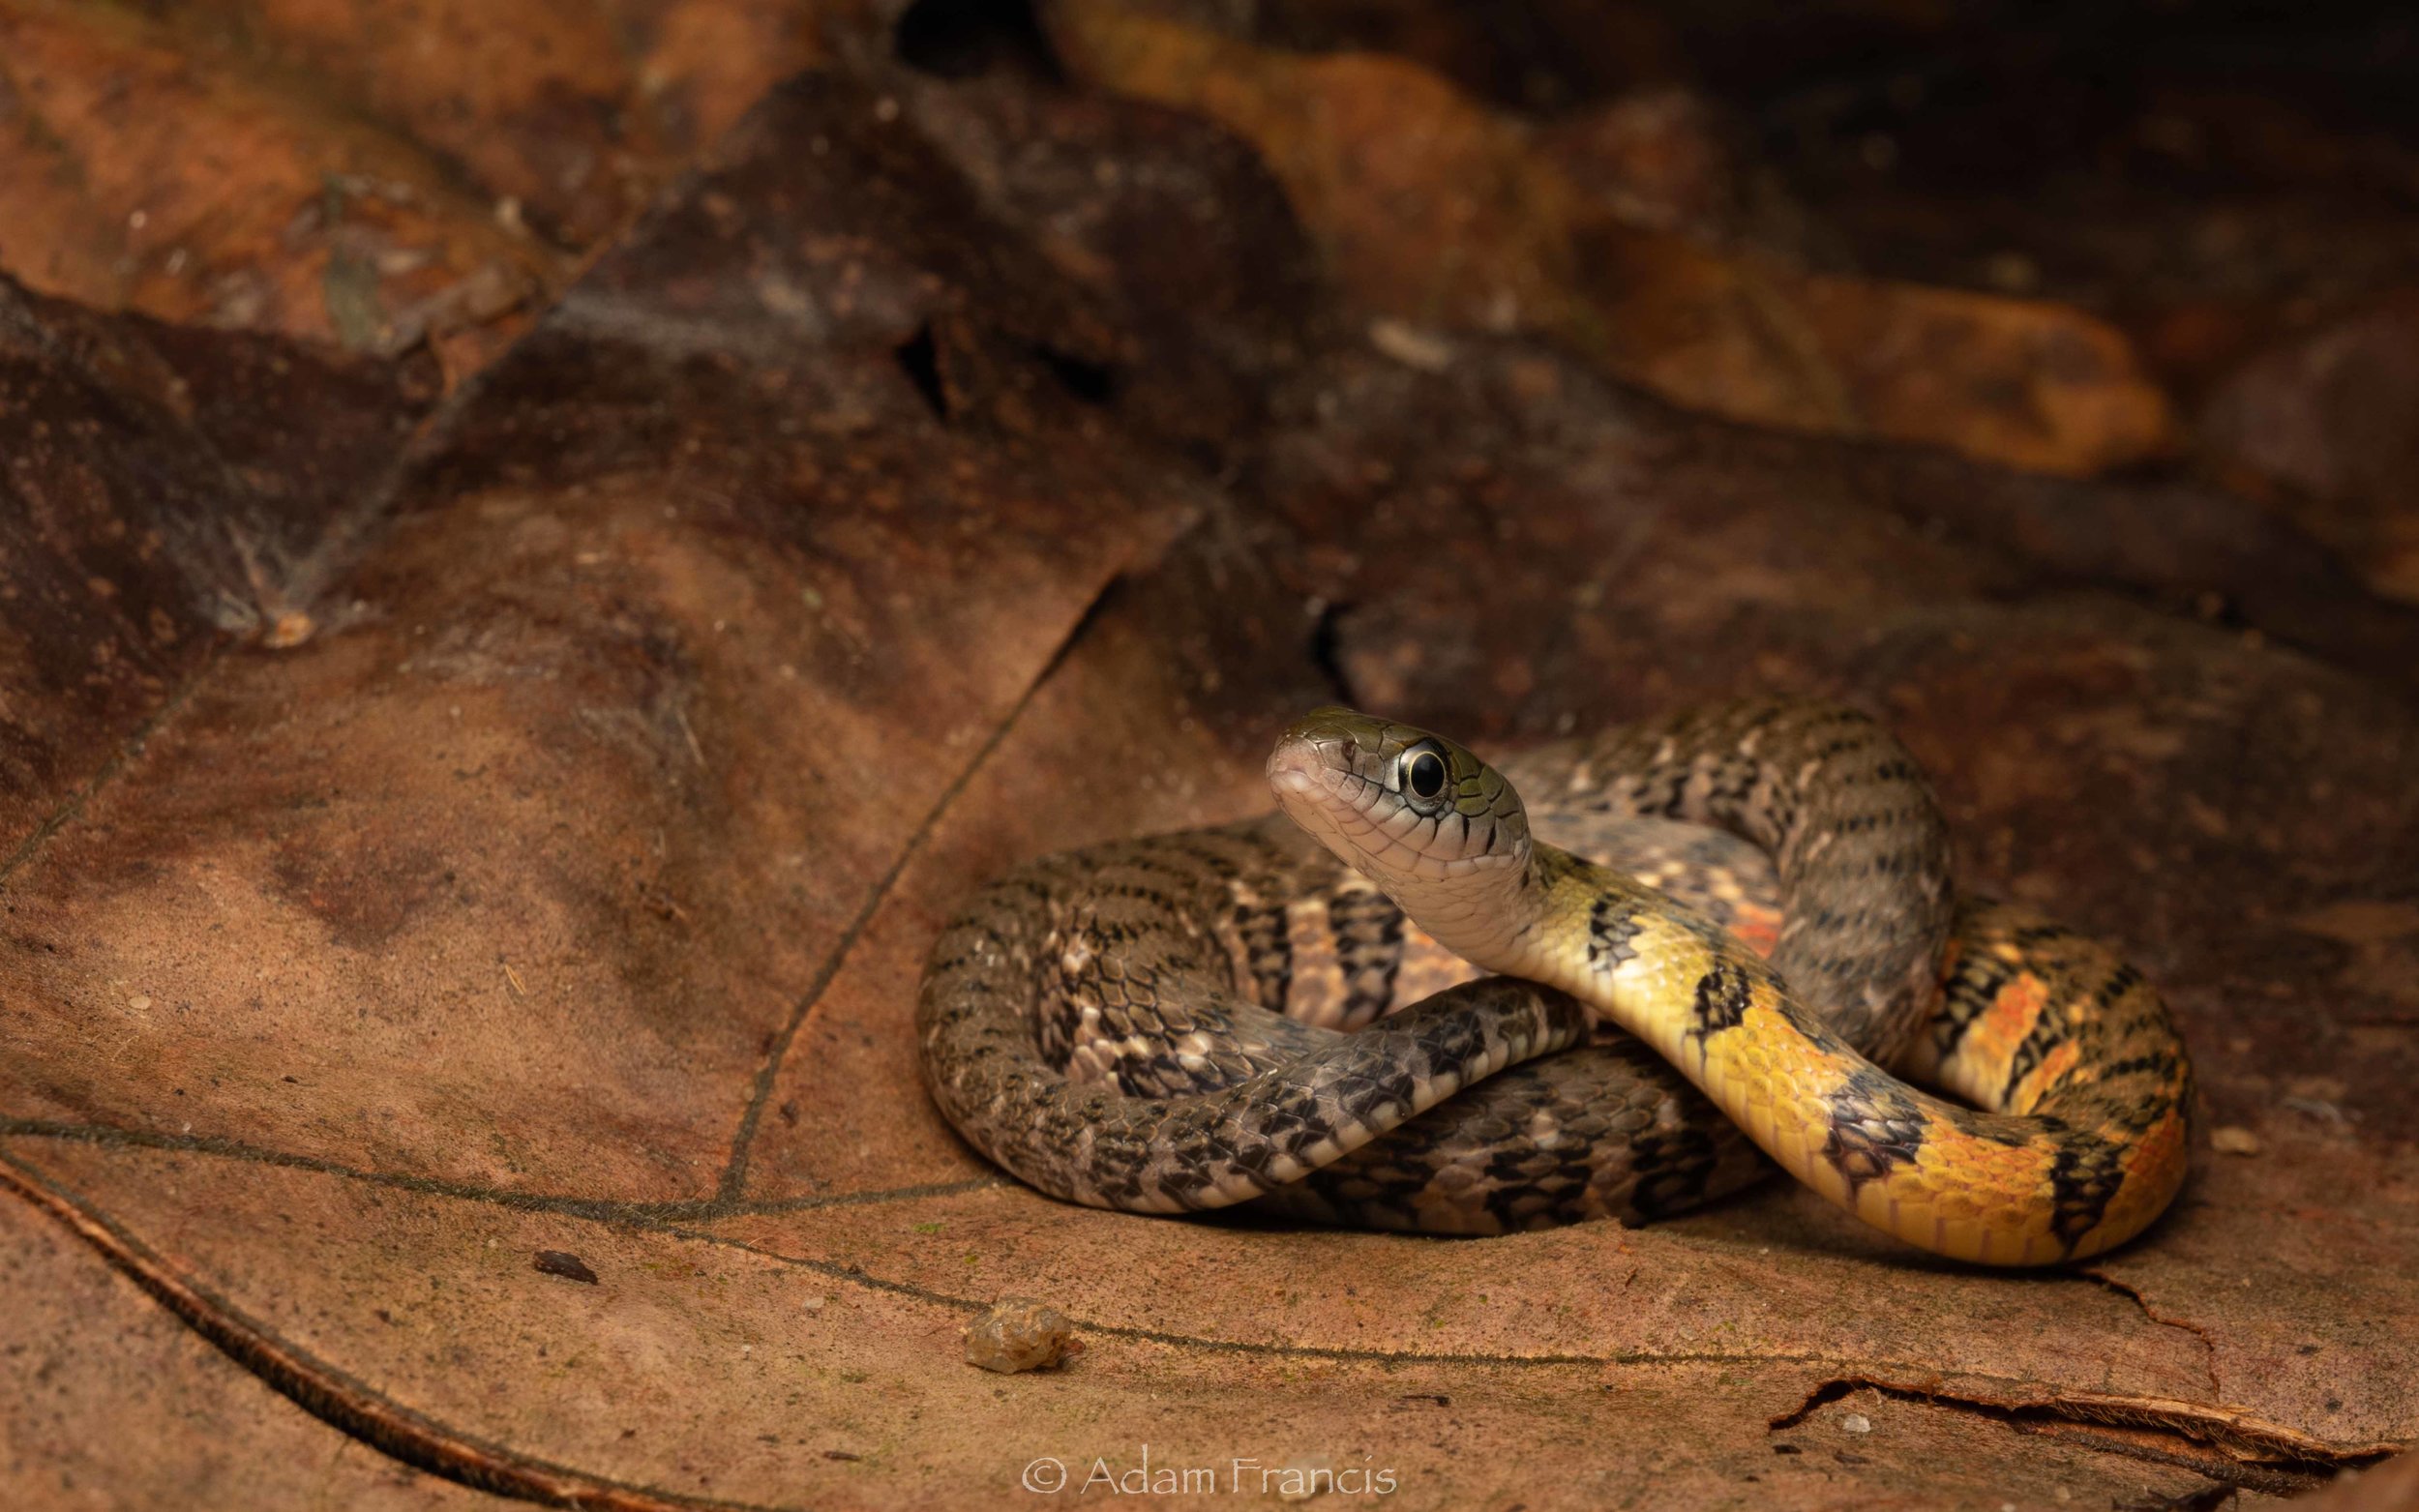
2;9;2416;1510
2201;291;2419;606
1042;0;2178;476
0;0;551;357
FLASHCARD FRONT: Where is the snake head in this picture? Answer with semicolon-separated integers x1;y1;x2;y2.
1268;708;1534;952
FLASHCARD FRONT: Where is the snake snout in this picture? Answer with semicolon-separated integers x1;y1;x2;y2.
1269;710;1374;793
1268;755;1319;801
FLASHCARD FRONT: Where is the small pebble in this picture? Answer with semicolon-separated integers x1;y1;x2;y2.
964;1297;1082;1374
532;1250;599;1285
1839;1412;1871;1435
262;611;315;649
2210;1125;2263;1155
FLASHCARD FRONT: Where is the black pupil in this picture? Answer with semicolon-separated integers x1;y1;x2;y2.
1407;752;1446;799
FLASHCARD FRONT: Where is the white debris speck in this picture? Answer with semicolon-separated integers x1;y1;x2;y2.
1839;1413;1871;1436
1368;317;1454;372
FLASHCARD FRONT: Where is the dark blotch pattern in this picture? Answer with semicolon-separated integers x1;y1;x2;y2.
1819;1068;1929;1194
1586;898;1642;975
1230;899;1293;1012
2046;1131;2129;1249
1331;888;1408;1028
1688;959;1754;1041
1625;1123;1726;1220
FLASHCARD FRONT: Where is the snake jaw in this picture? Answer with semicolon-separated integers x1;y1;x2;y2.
1269;707;1537;959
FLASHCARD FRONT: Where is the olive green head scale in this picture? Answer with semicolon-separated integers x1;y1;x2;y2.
1268;707;1535;957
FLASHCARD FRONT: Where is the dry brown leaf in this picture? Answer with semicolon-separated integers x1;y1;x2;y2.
0;0;552;353
3;33;2415;1512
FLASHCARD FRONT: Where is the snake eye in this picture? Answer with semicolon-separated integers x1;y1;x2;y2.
1402;747;1448;801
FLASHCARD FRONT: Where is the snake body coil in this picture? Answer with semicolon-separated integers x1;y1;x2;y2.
916;702;2193;1264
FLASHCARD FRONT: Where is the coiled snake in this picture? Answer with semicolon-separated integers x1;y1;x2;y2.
917;702;2193;1264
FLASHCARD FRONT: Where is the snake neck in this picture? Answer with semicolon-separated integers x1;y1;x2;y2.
1396;842;1594;989
1320;840;1537;981
1489;846;1742;1018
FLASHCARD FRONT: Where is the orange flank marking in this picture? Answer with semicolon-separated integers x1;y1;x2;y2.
2126;1107;2190;1184
1963;971;2050;1071
1728;903;1784;960
2011;1040;2081;1115
2090;1105;2193;1251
